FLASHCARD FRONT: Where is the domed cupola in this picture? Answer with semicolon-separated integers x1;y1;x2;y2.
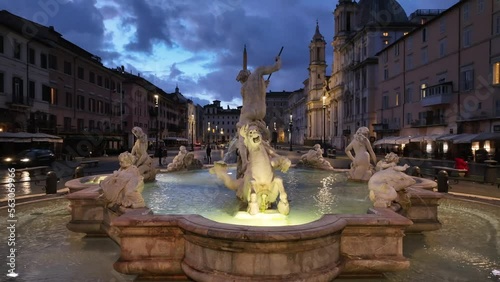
356;0;408;27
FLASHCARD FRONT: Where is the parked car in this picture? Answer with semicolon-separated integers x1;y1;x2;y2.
2;149;55;168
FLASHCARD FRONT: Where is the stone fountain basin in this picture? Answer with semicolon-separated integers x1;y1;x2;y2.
65;174;111;193
66;176;440;281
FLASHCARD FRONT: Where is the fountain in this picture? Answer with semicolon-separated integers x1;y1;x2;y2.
63;51;447;281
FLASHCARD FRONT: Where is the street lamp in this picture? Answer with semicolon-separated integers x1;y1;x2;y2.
207;122;211;145
322;94;326;147
289;113;293;151
191;114;194;151
154;94;159;155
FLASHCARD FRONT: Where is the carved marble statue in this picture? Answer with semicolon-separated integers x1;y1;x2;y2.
296;144;334;171
210;123;291;215
166;145;203;172
236;56;281;126
345;127;377;181
375;151;401;171
131;126;156;182
368;152;415;209
235;50;281;178
100;152;145;209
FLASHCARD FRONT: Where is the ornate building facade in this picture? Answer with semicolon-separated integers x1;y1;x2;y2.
0;10;194;157
202;100;239;145
375;0;500;159
326;0;420;149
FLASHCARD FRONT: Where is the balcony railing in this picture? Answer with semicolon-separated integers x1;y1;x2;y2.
410;118;446;127
421;82;453;107
57;127;124;134
373;123;400;132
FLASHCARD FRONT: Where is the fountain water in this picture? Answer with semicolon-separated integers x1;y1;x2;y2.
146;168;370;226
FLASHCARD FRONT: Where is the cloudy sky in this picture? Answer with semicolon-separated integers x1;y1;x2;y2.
1;0;457;108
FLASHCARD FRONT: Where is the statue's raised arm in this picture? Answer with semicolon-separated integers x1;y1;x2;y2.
254;56;281;78
237;55;282;126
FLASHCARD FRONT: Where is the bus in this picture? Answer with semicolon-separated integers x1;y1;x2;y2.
163;137;189;149
147;138;165;156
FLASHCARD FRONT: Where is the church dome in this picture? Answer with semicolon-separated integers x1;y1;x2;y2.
356;0;408;27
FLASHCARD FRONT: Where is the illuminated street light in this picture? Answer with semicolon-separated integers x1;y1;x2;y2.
322;95;326;157
154;94;159;155
289;113;293;151
191;114;195;151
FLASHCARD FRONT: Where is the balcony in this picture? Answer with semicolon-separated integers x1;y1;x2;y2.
6;95;32;112
410;118;446;128
372;123;400;133
421;82;453;107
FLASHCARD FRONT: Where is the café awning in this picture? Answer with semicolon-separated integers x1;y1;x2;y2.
471;132;500;141
409;135;426;142
0;132;63;143
435;133;480;144
373;136;400;145
410;134;454;142
395;136;411;144
436;134;462;141
452;133;480;144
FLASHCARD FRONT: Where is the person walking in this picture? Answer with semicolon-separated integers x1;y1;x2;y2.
206;144;212;164
162;147;168;165
158;146;163;166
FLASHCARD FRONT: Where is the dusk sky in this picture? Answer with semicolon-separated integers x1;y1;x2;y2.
0;0;458;108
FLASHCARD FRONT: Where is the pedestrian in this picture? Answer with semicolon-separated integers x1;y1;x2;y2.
158;146;163;166
206;144;212;164
162;148;168;165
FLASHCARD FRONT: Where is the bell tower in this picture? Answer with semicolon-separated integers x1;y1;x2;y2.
308;20;327;101
330;0;358;149
332;0;357;78
306;21;328;144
